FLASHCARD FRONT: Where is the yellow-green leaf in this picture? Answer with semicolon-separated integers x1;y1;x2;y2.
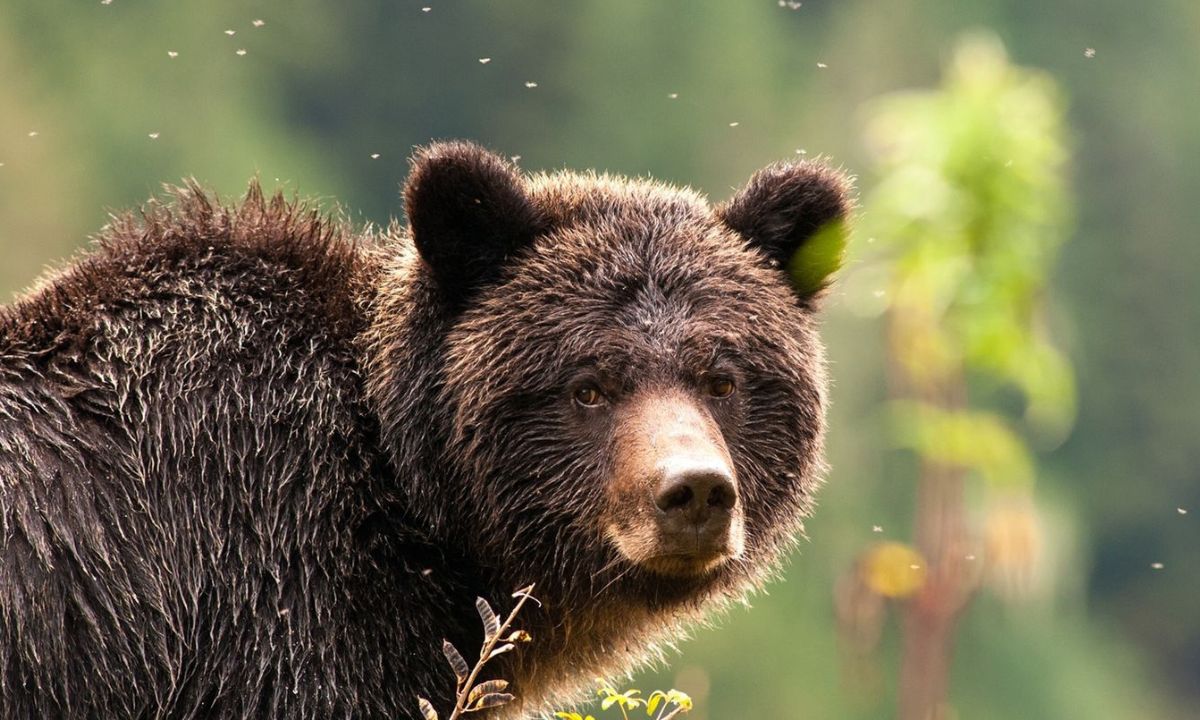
788;219;848;296
665;690;692;710
646;693;662;716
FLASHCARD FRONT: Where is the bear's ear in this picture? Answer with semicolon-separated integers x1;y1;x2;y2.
404;141;545;301
718;160;853;299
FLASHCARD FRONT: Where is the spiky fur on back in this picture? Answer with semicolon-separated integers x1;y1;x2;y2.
2;183;427;717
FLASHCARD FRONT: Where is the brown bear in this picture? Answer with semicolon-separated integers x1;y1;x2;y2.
0;141;850;719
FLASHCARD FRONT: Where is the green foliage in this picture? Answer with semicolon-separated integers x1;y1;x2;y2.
787;218;849;297
890;402;1035;489
557;681;692;720
860;33;1075;473
839;34;1081;718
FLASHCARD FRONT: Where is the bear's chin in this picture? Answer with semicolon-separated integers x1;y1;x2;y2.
619;554;742;600
614;561;745;613
638;551;732;578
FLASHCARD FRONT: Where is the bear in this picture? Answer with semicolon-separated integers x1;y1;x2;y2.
0;141;850;719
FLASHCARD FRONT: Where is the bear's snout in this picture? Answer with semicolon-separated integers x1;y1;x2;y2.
608;391;746;576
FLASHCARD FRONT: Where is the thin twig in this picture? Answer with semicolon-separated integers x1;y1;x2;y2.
447;585;537;720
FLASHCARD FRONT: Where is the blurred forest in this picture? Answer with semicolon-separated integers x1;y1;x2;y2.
1;2;1197;718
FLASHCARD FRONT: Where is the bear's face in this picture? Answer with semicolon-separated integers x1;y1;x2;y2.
394;142;849;610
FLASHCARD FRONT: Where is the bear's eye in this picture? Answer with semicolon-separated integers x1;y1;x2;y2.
573;384;605;408
705;376;736;399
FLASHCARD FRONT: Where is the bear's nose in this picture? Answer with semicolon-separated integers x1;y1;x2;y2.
654;465;738;519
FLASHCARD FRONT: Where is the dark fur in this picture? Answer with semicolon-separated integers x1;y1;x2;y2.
718;158;852;271
0;142;850;718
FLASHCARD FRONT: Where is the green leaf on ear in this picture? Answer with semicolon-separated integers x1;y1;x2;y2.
787;219;847;297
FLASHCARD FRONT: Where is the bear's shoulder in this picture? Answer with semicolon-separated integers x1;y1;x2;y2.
0;181;382;356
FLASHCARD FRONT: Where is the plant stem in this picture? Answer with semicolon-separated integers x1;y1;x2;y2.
447;585;536;720
897;459;971;720
889;315;976;720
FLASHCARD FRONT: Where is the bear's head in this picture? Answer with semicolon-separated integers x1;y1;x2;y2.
367;140;850;629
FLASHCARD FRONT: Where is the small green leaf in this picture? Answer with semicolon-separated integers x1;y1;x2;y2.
646;693;663;716
604;690;643;710
788;219;848;296
666;689;693;710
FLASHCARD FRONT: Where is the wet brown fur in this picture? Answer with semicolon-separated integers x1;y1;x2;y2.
0;141;850;718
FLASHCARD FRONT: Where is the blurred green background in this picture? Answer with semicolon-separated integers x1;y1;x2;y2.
1;2;1196;718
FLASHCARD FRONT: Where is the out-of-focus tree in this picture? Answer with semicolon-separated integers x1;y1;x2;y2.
840;35;1074;719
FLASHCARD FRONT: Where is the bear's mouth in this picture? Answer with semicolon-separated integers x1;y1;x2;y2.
605;512;746;578
639;550;732;577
